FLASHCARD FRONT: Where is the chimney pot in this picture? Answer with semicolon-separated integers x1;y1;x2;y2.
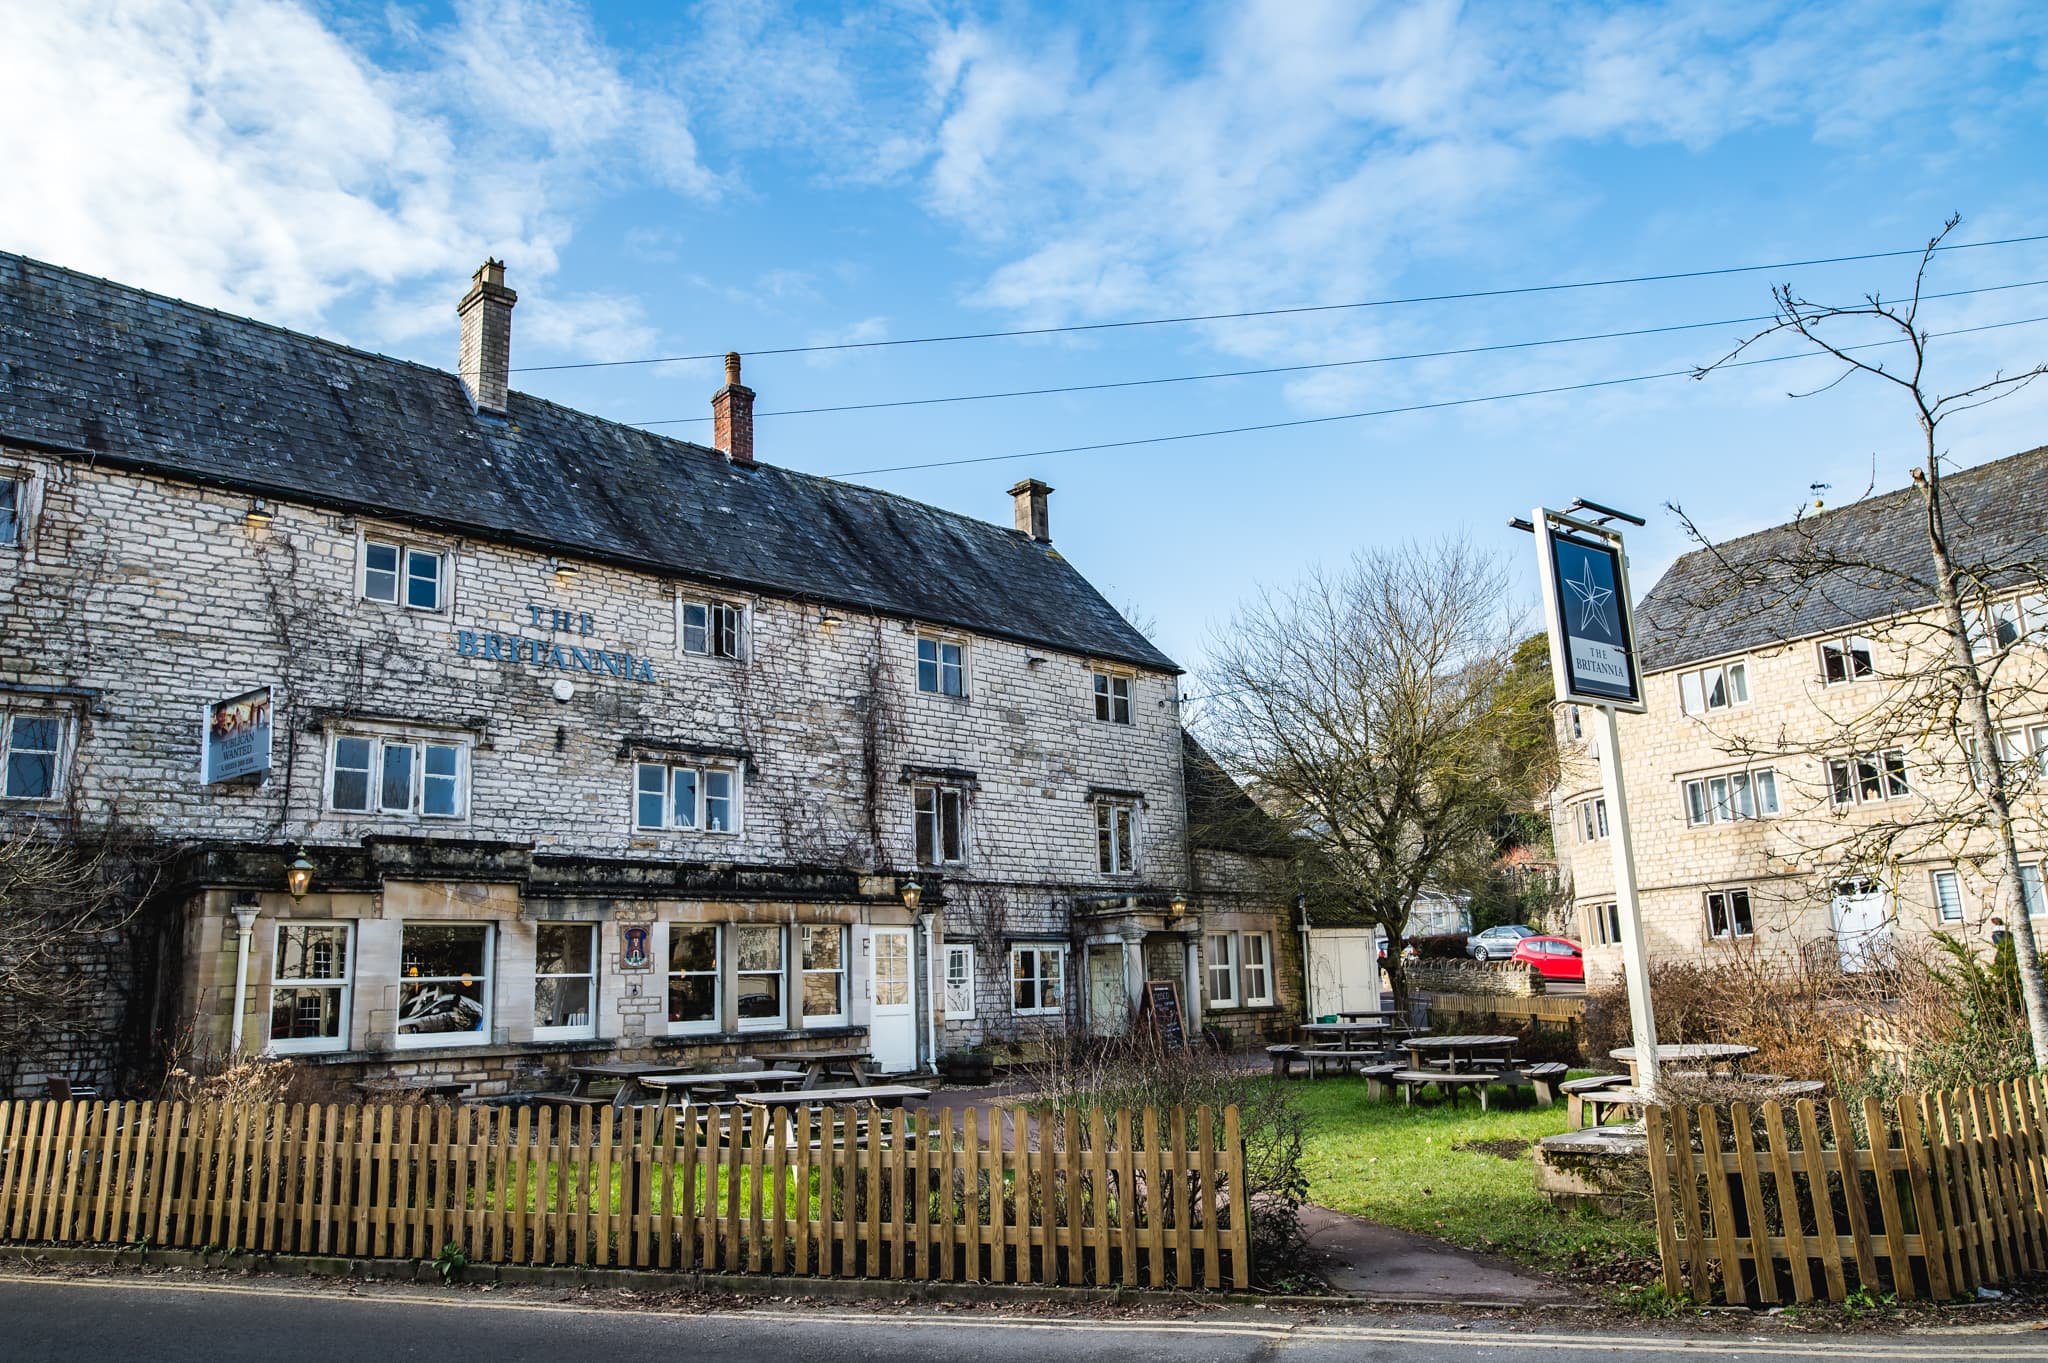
712;352;756;463
457;257;517;413
1009;478;1053;542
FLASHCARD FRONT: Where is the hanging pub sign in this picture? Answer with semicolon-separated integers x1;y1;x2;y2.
1533;508;1646;712
202;687;274;783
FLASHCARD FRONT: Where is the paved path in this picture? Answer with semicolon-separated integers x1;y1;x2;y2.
2;1274;2043;1362
1298;1204;1577;1303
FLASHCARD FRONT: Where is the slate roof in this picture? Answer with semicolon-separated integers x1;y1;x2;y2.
0;252;1176;673
1636;443;2048;674
1181;731;1293;858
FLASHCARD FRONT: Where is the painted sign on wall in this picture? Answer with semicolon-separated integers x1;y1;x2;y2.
203;687;273;783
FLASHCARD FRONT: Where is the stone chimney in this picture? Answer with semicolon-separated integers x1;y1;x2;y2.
1009;478;1053;542
712;352;755;463
457;259;517;413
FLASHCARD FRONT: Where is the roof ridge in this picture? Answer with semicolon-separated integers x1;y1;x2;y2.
0;251;1056;557
0;249;467;387
1654;441;2048;579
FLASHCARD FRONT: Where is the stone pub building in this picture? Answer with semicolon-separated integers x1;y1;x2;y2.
0;253;1301;1096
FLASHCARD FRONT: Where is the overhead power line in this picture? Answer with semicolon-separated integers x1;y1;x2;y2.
627;279;2048;427
824;312;2048;479
510;231;2048;374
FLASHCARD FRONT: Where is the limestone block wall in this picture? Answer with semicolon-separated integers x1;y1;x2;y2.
1550;610;2047;987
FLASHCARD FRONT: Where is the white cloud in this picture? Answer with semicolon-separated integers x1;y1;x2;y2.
905;0;2048;401
0;0;716;356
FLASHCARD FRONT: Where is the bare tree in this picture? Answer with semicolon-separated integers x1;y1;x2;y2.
1682;215;2048;1065
0;834;160;1086
1197;539;1554;1010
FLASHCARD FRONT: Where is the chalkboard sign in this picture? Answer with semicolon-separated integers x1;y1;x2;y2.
1142;978;1186;1049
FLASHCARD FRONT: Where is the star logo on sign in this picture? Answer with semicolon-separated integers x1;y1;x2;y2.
1566;560;1614;634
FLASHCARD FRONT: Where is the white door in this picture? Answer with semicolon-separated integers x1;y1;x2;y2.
868;927;918;1073
1306;928;1381;1018
1832;879;1893;973
1088;945;1128;1037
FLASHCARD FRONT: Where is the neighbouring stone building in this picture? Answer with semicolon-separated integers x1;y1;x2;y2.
1553;445;2048;987
0;252;1301;1096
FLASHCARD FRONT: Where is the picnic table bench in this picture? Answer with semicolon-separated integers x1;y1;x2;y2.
1267;1044;1306;1079
637;1068;807;1110
749;1049;880;1090
738;1083;930;1142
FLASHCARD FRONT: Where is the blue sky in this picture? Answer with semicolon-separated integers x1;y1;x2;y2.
5;1;2047;683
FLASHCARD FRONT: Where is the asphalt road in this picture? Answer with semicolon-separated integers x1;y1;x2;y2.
2;1274;2044;1363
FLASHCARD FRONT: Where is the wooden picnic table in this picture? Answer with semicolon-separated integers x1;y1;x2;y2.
564;1060;716;1106
1404;1034;1519;1073
750;1048;879;1089
1336;1009;1401;1021
738;1083;930;1141
1298;1021;1391;1051
637;1069;807;1110
1611;1043;1755;1085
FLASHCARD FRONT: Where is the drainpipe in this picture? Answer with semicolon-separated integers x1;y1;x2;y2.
228;901;262;1059
1295;893;1316;1023
918;910;937;1074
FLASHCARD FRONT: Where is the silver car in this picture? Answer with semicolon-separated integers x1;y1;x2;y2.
1466;924;1537;961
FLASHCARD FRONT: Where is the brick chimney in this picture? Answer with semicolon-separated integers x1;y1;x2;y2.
457;258;517;413
712;352;755;463
1009;478;1052;542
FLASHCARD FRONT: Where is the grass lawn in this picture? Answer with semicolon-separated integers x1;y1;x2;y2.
1293;1081;1659;1281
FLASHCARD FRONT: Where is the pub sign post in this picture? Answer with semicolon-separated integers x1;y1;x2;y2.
1530;507;1662;1096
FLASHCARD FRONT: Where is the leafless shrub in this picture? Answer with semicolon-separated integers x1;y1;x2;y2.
1022;1029;1309;1284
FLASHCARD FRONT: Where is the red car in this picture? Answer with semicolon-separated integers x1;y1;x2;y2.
1510;935;1585;981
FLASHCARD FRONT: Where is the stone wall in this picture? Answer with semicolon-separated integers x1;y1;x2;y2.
0;450;1214;1083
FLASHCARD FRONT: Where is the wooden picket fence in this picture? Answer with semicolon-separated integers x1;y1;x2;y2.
0;1099;1249;1288
1645;1077;2048;1304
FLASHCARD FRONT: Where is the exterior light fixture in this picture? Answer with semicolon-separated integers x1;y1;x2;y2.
818;606;843;630
547;557;577;579
1169;892;1189;917
246;498;275;525
285;848;315;900
901;878;923;912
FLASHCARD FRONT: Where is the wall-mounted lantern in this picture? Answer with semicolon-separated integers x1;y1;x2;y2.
285;848;316;900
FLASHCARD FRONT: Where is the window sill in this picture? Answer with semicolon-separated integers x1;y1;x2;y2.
1207;1003;1283;1015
